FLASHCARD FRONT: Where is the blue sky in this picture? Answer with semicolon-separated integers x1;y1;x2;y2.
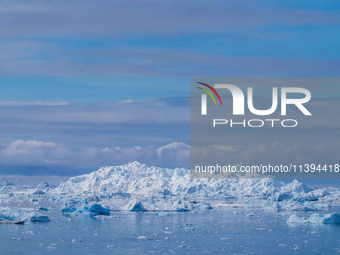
0;0;339;175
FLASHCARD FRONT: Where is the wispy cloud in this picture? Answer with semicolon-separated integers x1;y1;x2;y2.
1;43;340;77
0;98;189;125
0;140;190;174
0;100;69;106
157;142;189;160
0;0;339;38
0;98;189;161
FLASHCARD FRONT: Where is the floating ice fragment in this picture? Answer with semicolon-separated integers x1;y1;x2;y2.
287;213;340;224
61;207;76;216
72;238;81;243
177;208;189;212
30;216;50;222
89;204;110;216
290;245;300;251
287;214;308;224
220;237;232;240
308;213;340;224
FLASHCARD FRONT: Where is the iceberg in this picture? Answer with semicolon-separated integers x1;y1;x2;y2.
61;204;110;217
61;207;77;215
125;199;147;211
308;213;340;224
287;213;340;224
287;214;308;224
0;207;50;223
30;216;50;222
49;162;340;212
89;204;110;216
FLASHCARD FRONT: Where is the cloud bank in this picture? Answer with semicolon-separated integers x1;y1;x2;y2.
0;140;190;174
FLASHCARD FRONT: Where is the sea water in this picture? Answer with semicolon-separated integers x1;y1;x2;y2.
1;207;339;255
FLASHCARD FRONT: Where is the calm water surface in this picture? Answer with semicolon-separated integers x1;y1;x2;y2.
1;208;339;255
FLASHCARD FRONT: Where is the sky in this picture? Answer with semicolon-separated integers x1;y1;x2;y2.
0;0;339;175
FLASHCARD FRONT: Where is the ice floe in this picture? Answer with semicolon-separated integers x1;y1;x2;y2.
0;207;50;222
287;213;340;224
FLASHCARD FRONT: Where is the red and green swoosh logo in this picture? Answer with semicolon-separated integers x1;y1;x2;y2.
197;82;222;106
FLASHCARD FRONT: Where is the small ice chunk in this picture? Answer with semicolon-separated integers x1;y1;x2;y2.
72;238;81;243
177;208;189;212
287;214;308;224
290;245;300;251
220;237;232;240
89;204;110;216
30;216;50;222
61;207;76;215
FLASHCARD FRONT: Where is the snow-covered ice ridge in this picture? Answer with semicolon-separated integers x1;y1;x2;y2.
52;161;340;212
1;161;339;222
53;161;309;197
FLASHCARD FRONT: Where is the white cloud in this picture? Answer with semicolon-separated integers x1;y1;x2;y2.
0;138;339;175
191;141;340;166
2;140;59;156
0;140;68;166
156;142;190;163
157;142;189;156
208;145;236;153
0;140;190;172
117;99;134;104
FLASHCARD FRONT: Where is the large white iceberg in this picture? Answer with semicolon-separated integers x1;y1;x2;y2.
54;162;315;198
51;161;340;212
